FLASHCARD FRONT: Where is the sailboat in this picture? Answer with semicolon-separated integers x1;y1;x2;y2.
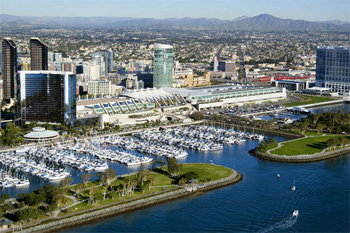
291;179;296;191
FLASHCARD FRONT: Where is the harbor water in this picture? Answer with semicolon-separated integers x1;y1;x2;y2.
63;137;349;233
0;104;349;232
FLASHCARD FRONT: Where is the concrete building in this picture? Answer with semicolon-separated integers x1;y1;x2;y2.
18;71;76;124
316;46;350;95
153;43;173;88
61;61;76;74
30;37;48;71
88;80;112;96
83;62;100;81
218;60;236;72
173;71;210;88
2;38;18;101
271;80;314;91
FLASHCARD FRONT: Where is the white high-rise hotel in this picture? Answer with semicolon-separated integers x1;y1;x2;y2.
316;46;350;95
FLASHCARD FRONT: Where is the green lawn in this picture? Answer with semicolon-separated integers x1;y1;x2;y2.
270;135;340;156
284;95;334;107
60;163;233;216
180;163;233;182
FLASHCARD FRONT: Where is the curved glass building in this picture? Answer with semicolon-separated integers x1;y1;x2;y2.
153;43;173;88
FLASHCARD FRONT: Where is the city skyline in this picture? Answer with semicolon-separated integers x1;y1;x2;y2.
0;0;349;23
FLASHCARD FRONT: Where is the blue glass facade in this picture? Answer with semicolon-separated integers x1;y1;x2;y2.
316;46;350;95
153;44;173;88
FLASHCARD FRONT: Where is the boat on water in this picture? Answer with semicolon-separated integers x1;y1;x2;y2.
293;210;299;217
291;179;296;191
15;179;30;187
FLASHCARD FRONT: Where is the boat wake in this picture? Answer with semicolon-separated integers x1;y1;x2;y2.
258;213;298;233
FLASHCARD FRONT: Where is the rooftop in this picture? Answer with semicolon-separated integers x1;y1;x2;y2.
23;127;59;141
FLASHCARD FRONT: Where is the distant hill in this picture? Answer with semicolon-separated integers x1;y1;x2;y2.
0;13;349;32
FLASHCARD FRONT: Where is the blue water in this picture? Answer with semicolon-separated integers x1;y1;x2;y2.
1;104;349;232
259;103;350;121
63;136;349;233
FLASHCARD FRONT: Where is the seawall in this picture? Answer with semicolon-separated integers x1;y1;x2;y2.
249;147;350;163
18;169;242;233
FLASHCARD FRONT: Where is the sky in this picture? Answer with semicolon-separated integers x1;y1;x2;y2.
1;0;349;22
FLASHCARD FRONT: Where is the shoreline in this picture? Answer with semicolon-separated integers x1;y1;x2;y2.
249;147;350;163
16;168;242;233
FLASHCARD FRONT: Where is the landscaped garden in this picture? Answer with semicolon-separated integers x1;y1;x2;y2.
269;135;349;156
0;160;234;228
284;95;335;107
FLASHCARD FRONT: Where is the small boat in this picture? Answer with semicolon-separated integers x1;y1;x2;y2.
292;210;299;217
291;179;296;191
277;174;280;178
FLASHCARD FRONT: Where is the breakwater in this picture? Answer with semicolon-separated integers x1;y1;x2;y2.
16;168;242;233
249;147;350;163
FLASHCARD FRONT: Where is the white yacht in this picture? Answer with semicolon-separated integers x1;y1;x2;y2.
292;210;299;217
15;179;30;187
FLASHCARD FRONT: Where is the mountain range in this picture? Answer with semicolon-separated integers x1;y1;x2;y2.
0;14;349;32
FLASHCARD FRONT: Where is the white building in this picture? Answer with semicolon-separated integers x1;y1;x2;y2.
83;62;100;81
88;80;112;96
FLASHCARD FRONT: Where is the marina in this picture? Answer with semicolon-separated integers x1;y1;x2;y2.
0;105;348;232
0;125;261;189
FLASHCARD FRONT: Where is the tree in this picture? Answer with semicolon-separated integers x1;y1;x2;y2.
74;183;84;197
101;185;108;200
326;138;337;148
136;168;150;186
316;123;325;134
312;113;321;127
95;172;107;184
105;168;116;186
189;111;204;121
52;187;66;207
296;121;308;134
59;177;73;189
182;172;199;181
80;173;93;186
0;122;23;146
88;186;95;205
24;192;45;206
167;157;182;178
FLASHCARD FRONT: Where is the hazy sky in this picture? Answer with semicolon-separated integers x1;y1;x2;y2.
1;0;349;22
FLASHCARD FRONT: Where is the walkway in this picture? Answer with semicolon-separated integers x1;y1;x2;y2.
52;195;85;218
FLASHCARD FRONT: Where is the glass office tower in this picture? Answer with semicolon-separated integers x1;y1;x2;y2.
316;46;350;95
153;43;173;88
19;71;76;124
30;37;48;71
2;38;18;101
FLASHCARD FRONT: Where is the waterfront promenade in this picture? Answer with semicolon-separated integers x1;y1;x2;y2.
9;166;242;233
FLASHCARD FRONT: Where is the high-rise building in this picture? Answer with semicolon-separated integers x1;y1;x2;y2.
213;56;218;72
2;38;18;101
30;37;48;71
99;50;114;74
92;53;106;77
316;46;350;95
18;71;76;124
153;43;173;88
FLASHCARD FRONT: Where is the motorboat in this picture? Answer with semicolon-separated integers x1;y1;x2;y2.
15;179;30;187
291;179;296;191
292;210;299;217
